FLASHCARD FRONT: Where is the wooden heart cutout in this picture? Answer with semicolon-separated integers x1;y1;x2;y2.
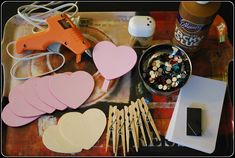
49;71;95;109
58;109;106;150
93;41;137;91
42;125;82;153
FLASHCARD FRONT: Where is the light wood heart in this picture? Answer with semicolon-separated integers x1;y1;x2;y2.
42;125;82;153
58;109;106;150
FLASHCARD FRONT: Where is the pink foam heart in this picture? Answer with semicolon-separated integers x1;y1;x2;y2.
49;71;94;109
35;76;67;111
1;104;39;127
9;84;45;117
23;78;55;113
93;41;137;80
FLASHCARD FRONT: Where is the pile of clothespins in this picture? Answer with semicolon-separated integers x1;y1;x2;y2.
106;97;161;156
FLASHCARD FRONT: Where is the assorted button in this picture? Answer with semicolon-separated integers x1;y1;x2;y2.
142;46;191;93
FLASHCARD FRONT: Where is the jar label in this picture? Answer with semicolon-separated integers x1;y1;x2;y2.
177;14;209;33
174;25;205;47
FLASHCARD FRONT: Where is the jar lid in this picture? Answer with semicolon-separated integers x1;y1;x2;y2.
196;1;209;4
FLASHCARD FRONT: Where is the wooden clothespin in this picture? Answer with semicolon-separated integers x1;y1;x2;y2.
129;103;139;148
106;105;118;154
140;97;161;141
131;101;147;146
115;109;126;156
124;106;138;153
137;99;153;145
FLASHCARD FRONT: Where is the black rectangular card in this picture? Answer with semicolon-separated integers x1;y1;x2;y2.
187;107;202;136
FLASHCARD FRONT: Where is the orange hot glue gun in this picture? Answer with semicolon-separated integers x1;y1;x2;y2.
15;14;91;63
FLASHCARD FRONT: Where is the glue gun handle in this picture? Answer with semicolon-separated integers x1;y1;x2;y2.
16;30;52;54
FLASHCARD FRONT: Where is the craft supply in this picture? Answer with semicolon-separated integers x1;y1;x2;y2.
1;104;39;127
42;125;82;153
166;75;227;153
124;106;138;152
1;71;94;127
5;2;83;80
172;1;221;55
17;2;78;32
23;77;55;113
15;13;91;63
138;98;161;142
8;84;45;117
92;41;137;92
49;71;95;109
187;107;202;136
139;44;192;95
35;75;67;111
131;101;147;146
128;16;156;47
57;109;106;149
115;109;126;156
106;98;161;156
106;106;118;154
43;109;106;153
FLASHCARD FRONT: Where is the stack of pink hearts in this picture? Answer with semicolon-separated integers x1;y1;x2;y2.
1;71;95;127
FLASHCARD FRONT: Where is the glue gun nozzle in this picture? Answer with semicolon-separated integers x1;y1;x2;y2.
85;48;92;57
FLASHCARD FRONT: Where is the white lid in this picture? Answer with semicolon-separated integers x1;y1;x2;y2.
196;1;209;4
128;16;156;37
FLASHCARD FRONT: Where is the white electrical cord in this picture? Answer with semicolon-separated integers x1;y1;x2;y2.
17;1;78;31
7;1;78;80
7;41;65;80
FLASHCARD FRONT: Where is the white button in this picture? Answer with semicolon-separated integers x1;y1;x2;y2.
152;66;158;71
163;85;167;90
166;79;172;84
155;71;159;77
156;63;161;68
177;74;181;78
174;56;178;61
150;74;156;78
149;70;154;75
178;58;182;63
166;66;171;71
172;77;177;82
158;84;163;89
